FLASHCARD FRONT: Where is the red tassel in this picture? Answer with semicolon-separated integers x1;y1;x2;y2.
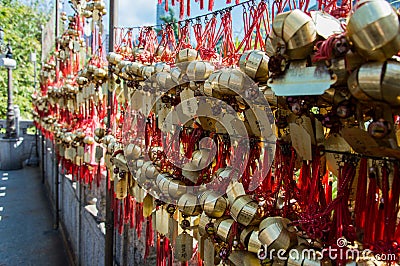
236;0;240;3
135;203;144;238
364;171;378;245
118;200;124;234
200;0;204;9
144;217;154;259
179;0;184;19
165;0;169;11
208;0;214;11
354;158;368;229
389;163;400;240
187;0;190;16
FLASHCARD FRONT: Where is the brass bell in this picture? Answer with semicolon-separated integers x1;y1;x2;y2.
229;250;262;266
269;9;316;60
199;191;228;218
239;50;269;82
198;212;215;236
348;60;400;107
156;173;186;199
124;143;142;160
347;0;400;61
186;60;215;81
240;226;263;254
140;65;155;79
107;52;123;65
140;161;158;179
176;48;201;63
258;216;297;251
154;62;170;73
230;195;261;226
83;136;95;145
203;69;245;97
177;193;202;216
155;72;176;90
214;217;235;242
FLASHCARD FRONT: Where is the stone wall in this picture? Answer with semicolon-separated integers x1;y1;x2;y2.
0;119;39;164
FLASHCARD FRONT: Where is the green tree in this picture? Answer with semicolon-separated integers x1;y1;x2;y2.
0;0;50;119
156;9;179;39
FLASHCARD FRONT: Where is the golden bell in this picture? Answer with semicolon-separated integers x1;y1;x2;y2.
226;181;247;205
198;212;216;236
215;217;235;242
107;52;123;65
258;216;297;251
77;77;88;86
191;149;214;169
204;69;245;96
124;143;142;160
229;250;262;266
154;62;170;73
270;9;316;59
348;60;400;107
347;0;400;61
129;159;143;171
199;191;228;218
140;161;158;179
102;135;115;146
240;226;263;254
177;193;202;216
176;48;201;63
156;72;176;90
93;68;107;80
181;162;201;183
156;174;186;199
186;61;215;81
125;62;144;76
83;136;94;145
140;65;155;79
287;245;325;266
239;50;269;82
94;127;105;138
230;195;261;226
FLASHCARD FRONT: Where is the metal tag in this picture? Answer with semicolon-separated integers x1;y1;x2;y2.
105;154;113;170
155;207;169;235
77;146;84;157
268;63;336;96
143;194;154;218
310;11;343;39
95;146;104;163
115;174;128;199
203;238;215;266
84;151;91;164
158;105;169;130
175;232;193;262
290;123;312;160
168;216;178;245
180;88;198;117
59;144;65;158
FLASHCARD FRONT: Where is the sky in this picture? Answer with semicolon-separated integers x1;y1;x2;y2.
118;0;240;28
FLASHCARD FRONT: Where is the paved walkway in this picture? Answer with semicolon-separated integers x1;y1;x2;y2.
0;166;71;266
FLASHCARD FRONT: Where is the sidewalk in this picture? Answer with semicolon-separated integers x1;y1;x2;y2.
0;166;70;266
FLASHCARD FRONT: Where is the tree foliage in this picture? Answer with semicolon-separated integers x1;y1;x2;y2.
0;0;50;119
156;9;179;38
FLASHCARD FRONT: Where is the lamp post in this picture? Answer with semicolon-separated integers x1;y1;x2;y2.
0;26;22;170
0;27;17;139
